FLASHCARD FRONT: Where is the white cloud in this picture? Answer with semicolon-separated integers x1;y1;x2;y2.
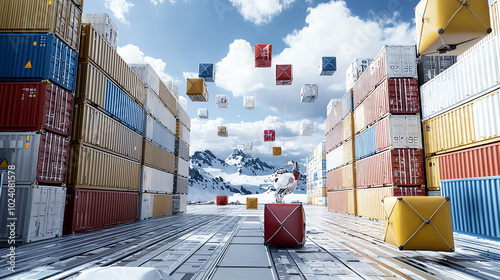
215;1;415;120
183;72;198;79
117;44;178;86
179;96;188;111
190;116;325;165
105;0;134;24
230;0;295;25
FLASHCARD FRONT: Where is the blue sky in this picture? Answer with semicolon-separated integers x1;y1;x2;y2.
83;0;419;166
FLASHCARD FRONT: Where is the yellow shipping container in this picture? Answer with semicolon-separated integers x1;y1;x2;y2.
425;156;440;191
159;80;177;116
315;187;327;197
217;126;228;137
343;139;354;164
186;78;208;101
142;140;175;174
347;189;357;215
415;0;491;55
356;187;394;221
342;113;353;142
272;147;282;156
246;197;258;209
75;62;107;108
0;0;81;52
342;164;355;189
153;194;173;217
383;196;454;251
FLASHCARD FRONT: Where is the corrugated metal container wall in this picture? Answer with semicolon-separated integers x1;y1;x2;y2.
420;36;500;120
67;144;140;191
144;87;176;133
0;34;77;92
153;194;173;217
0;132;69;184
326;164;354;191
356;149;425;188
141;166;174;194
355;126;376;160
326;139;353;171
176;104;191;131
178;123;190;144
325;122;343;152
179;194;188;213
142;140;175;174
423;90;500;156
327;190;356;214
159;80;177;116
139;193;153;220
417;55;456;86
425;156;441;191
64;189;138;234
72;102;143;162
342;113;353;141
0;185;66;243
354;78;420;133
0;82;74;136
79;24;145;105
105;79;144;134
175;176;189;194
353;45;417;108
75;62;107;107
346;58;372;92
176;139;190;161
130;64;160;95
0;0;81;52
341;92;353;119
441;176;500;239
144;115;175;153
177;158;190;178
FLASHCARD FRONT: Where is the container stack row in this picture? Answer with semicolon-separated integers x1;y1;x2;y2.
174;103;191;214
130;64;177;220
419;1;500;239
0;0;84;243
305;142;327;206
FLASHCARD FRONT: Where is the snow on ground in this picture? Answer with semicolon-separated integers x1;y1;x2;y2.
227;190;307;204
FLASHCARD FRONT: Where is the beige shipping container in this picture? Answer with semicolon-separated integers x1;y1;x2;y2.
0;0;81;52
356;187;394;221
79;24;145;106
159;80;177;116
72;102;143;162
153;194;173;217
75;62;107;107
68;144;140;191
142;140;175;174
342;113;353;141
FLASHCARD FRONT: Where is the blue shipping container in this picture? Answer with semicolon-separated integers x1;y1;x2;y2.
441;176;500;239
355;126;376;160
105;79;144;134
320;57;336;76
0;34;77;92
199;63;215;82
341;92;353;120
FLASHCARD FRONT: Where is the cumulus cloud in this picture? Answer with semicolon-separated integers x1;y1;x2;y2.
190;116;325;165
105;0;134;24
215;1;415;120
117;44;178;86
230;0;295;25
183;72;198;79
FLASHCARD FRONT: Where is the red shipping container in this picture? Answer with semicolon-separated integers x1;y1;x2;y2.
264;130;275;142
64;188;138;234
264;203;306;246
276;64;293;85
326;122;343;152
354;78;419;132
327;169;342;191
327;190;350;213
0;82;74;136
439;142;500;180
255;44;272;67
393;186;426;196
356;149;424;188
216;195;228;205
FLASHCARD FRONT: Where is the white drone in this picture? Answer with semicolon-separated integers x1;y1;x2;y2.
270;161;300;203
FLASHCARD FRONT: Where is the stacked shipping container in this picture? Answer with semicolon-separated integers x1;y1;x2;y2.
419;2;500;238
131;63;176;220
0;0;84;242
305;142;327;206
174;103;191;214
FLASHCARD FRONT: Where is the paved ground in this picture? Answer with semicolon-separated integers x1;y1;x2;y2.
1;204;499;279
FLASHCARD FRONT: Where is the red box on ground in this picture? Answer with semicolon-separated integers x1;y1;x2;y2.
264;203;306;247
216;195;228;205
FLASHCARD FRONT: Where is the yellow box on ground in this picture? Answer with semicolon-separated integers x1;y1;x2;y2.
246;197;258;209
383;196;454;251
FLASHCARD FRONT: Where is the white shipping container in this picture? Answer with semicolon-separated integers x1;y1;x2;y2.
141;166;174;193
145;87;176;133
300;120;314;136
130;64;160;95
326;145;344;172
176;103;191;131
167;80;179;100
244;96;256;110
216;95;229;108
300;84;318;103
421;36;500;120
198;108;208;119
177;158;189;178
179;123;190;144
473;91;500;140
387;115;423;149
0;185;66;243
82;13;119;49
180;194;188;213
327;99;341;115
139;193;153;220
346;58;372;92
144;115;175;153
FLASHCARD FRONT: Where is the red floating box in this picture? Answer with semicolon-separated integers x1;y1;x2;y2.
216;195;228;206
255;44;272;68
264;203;306;247
264;130;275;142
276;64;293;85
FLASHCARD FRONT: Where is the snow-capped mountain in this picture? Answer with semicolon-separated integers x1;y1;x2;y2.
188;149;306;202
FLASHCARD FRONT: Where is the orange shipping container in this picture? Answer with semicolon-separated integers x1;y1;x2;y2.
0;0;81;52
327;164;354;191
159;80;177;116
142;140;175;174
186;78;208;102
153;194;173;217
327;190;356;215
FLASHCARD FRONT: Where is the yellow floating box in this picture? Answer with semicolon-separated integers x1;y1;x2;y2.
272;147;282;156
246;197;258;209
186;78;208;101
415;0;491;55
217;126;228;137
383;196;455;251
